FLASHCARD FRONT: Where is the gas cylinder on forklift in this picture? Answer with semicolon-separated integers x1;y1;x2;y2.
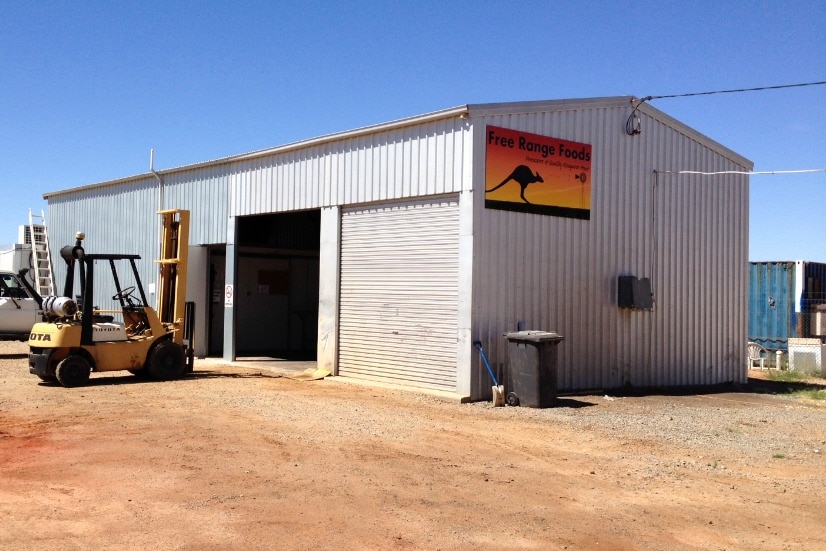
27;209;195;387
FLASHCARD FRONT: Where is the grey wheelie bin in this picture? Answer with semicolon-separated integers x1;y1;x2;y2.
504;331;564;408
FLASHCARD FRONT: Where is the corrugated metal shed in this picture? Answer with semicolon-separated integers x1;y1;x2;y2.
42;96;752;399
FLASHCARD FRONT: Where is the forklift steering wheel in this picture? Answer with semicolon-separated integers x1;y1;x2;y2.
113;286;138;306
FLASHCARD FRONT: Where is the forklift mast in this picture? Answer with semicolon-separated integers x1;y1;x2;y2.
155;209;189;346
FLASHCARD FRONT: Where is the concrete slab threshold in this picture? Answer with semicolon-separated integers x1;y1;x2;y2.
195;356;316;374
194;356;469;403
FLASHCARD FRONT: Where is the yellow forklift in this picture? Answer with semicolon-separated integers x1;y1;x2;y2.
28;209;195;387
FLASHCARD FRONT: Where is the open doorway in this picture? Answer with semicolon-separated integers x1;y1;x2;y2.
209;210;320;360
208;245;226;356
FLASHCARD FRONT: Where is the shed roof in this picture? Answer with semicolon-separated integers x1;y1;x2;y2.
44;96;752;199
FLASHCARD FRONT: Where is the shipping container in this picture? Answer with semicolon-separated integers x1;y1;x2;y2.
749;261;826;350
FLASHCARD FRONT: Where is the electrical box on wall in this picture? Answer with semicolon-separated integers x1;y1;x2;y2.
618;276;653;310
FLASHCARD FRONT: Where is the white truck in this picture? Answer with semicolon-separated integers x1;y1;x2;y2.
1;219;53;340
0;269;42;341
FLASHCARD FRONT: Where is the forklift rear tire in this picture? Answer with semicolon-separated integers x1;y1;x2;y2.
148;341;186;381
56;355;91;388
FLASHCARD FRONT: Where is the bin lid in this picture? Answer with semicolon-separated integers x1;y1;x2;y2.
504;330;564;343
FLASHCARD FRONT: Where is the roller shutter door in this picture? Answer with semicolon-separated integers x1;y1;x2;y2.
339;197;460;391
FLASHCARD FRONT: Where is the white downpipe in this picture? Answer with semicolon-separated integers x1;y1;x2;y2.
150;149;164;302
150;149;163;211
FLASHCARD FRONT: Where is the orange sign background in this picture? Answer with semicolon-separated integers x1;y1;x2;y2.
485;125;592;219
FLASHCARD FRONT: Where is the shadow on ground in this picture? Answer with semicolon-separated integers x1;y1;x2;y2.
743;376;826;396
35;368;284;388
556;373;826;401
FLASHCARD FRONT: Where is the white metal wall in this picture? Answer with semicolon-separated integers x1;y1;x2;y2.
228;116;470;215
338;197;460;391
47;164;231;306
470;100;750;394
47;178;163;311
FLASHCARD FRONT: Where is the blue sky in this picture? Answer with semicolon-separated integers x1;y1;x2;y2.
1;1;824;260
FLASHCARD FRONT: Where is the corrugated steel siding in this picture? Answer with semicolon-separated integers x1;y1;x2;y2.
471;104;750;393
47;178;159;311
338;197;460;391
47;164;230;310
229;117;469;215
160;165;231;244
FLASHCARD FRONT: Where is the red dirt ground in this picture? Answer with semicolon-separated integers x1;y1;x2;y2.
1;343;824;550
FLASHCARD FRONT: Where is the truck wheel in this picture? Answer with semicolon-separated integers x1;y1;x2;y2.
148;341;185;380
55;355;91;388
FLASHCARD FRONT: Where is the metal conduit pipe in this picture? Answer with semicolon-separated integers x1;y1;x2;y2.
150;148;163;211
150;149;164;299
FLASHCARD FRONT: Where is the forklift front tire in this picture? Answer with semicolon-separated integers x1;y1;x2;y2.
148;340;186;381
56;355;91;388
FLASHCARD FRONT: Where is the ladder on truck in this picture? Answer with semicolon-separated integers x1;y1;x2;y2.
27;209;55;297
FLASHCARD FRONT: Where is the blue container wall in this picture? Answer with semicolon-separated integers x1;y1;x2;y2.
748;262;795;350
748;261;826;350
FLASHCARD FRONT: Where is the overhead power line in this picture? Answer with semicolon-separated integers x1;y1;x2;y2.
625;80;826;135
641;80;826;102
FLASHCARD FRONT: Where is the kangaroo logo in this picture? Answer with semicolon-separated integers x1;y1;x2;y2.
486;165;544;204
